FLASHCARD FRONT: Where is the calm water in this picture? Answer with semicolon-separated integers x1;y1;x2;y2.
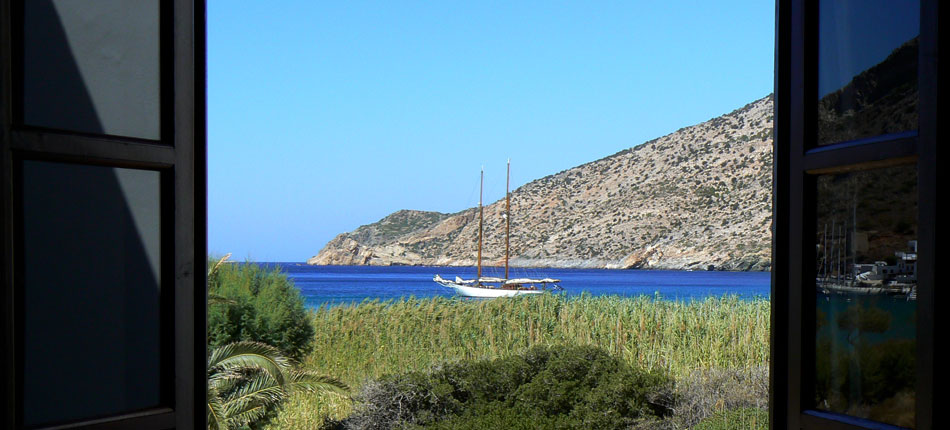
260;264;771;308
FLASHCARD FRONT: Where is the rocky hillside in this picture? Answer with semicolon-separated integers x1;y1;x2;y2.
309;95;774;271
817;37;918;145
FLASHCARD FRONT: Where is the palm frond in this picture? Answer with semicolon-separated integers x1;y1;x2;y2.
207;397;228;430
208;369;246;388
287;369;349;396
225;404;268;428
206;340;348;430
208;341;289;385
224;373;286;408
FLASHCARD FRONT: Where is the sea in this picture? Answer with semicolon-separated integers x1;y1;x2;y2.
257;264;771;308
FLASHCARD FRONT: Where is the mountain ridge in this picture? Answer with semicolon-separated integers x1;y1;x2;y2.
309;95;774;271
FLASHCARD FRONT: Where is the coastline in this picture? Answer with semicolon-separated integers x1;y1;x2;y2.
298;260;772;272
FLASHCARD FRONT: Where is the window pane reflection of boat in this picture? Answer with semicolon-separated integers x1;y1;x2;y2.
813;164;917;427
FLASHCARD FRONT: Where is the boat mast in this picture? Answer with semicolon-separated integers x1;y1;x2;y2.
831;219;836;280
477;167;483;281
851;189;858;285
505;159;511;280
822;223;827;280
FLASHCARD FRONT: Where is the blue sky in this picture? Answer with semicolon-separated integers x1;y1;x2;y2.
818;0;918;96
209;1;774;261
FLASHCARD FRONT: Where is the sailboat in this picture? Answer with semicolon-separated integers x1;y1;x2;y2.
433;160;563;298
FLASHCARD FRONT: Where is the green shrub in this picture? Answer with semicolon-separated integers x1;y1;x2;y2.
207;259;314;361
342;345;671;429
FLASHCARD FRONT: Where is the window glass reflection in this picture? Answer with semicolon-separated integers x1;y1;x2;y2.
21;161;162;426
817;0;919;146
22;0;161;140
814;164;916;427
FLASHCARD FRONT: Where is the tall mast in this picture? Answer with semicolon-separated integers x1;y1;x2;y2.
851;189;858;285
822;223;828;279
505;159;511;279
841;222;850;281
831;219;836;280
477;167;483;281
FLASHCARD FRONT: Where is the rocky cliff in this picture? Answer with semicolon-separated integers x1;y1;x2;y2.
309;95;774;271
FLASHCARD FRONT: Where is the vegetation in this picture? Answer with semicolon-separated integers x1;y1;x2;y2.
815;301;915;427
657;367;768;429
334;345;671;429
692;408;768;430
207;341;347;430
208;256;315;361
268;294;769;428
305;294;768;383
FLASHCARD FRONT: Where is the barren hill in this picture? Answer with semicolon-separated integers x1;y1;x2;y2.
309;95;774;271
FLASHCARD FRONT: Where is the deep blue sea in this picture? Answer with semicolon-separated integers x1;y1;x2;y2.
259;264;771;308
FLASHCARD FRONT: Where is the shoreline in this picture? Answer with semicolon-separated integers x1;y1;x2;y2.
281;261;773;273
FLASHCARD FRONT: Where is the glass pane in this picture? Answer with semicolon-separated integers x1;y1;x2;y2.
817;0;919;146
21;161;162;426
22;0;161;140
814;164;916;427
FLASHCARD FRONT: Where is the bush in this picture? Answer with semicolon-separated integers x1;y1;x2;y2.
625;366;770;430
667;366;768;428
340;345;671;430
207;258;314;361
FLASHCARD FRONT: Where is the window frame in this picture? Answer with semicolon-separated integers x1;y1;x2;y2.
0;0;207;429
772;0;937;428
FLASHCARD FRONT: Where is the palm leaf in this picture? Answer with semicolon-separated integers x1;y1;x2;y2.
225;404;268;428
287;369;349;396
223;373;286;410
207;396;228;430
208;341;289;385
206;340;349;430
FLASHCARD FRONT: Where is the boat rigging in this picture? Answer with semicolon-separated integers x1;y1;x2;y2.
434;160;563;298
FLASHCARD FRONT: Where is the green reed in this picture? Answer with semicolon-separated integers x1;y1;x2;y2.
306;293;768;382
266;294;770;427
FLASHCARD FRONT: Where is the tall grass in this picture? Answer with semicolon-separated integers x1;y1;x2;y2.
306;293;768;383
268;294;769;428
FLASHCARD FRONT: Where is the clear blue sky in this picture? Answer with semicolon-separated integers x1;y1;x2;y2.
208;1;775;262
818;0;918;96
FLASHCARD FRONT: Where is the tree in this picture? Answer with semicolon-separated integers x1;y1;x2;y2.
207;341;347;430
208;255;315;361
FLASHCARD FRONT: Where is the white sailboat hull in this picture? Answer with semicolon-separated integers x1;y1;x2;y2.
433;274;555;298
442;282;544;298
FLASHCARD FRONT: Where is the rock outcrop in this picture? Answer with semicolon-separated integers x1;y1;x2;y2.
309;95;774;271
